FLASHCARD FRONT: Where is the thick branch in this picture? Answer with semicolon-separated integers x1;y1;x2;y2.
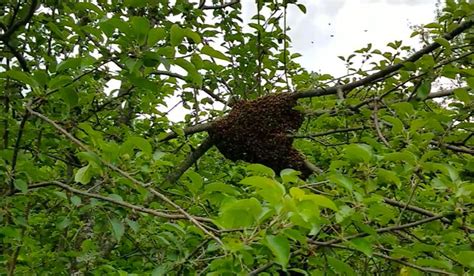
201;0;240;10
0;0;38;41
26;181;212;222
431;141;474;155
294;19;473;99
165;137;214;184
158;121;215;142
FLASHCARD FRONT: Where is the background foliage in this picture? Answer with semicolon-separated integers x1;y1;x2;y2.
1;0;473;275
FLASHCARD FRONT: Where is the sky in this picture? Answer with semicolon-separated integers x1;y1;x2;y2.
241;0;439;76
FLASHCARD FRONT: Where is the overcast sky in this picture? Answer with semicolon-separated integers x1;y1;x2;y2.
241;0;438;76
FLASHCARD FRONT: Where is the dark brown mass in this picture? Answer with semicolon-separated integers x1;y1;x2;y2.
208;93;312;178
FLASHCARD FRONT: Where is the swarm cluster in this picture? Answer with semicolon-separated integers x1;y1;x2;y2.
208;93;312;178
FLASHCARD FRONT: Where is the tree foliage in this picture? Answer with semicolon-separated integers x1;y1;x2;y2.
0;0;473;275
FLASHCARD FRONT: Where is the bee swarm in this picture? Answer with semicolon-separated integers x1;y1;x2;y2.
208;93;311;178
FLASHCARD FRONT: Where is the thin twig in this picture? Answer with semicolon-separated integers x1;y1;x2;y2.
290;127;366;139
311;212;452;246
383;197;473;232
372;98;390;147
327;244;455;275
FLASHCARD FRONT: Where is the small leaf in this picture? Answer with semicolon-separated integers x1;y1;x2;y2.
265;235;290;268
297;4;306;13
170;24;185;46
110;218;125;242
246;163;275;177
327;257;356;275
75;164;93;184
184;28;201;44
349;238;373;257
1;70;39;88
453;87;470;104
70;196;82;206
201;45;230;62
126;218;140;233
416;81;431;100
329;173;353;191
57;58;82;72
147;27;167;46
344;144;373;163
280;169;300;184
14;179;28;193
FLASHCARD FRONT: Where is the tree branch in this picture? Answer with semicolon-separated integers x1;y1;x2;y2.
383;197;473;232
311;212;453;246
158;121;215;142
327;244;455;275
25;105;223;245
165;137;214;184
293;19;474;99
0;0;38;41
25;181;213;222
290;126;366;139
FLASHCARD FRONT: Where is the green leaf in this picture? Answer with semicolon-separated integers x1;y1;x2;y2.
59;87;78;107
70;195;82;206
344;144;373;163
57;58;82;72
349;238;373;257
130;16;150;44
1;70;39;88
329;173;354;191
121;136;152;156
75;164;93;184
456;251;474;268
170;24;185;46
265;235;290;268
201;45;230;62
217;198;262;229
126;218;140;233
110;218;125;242
297;4;307;13
453;87;470;104
14;179;28;193
184;28;201;44
280;169;300;184
377;168;401;188
416;80;431;100
204;182;241;196
327;256;356;276
434;37;450;49
185;170;203;194
246;163;275;177
290;187;338;211
240;176;285;205
147;27;167;46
